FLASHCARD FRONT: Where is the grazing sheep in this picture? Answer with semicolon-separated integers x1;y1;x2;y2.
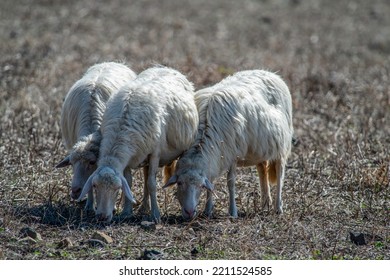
78;66;199;223
55;62;137;212
163;70;293;220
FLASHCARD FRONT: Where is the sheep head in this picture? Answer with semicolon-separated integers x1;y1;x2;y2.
163;169;214;220
78;166;135;222
55;133;101;200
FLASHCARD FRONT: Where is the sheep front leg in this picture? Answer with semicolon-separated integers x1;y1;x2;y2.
147;152;161;223
274;159;285;214
203;190;214;218
85;189;94;213
120;166;133;219
227;164;238;218
137;166;150;215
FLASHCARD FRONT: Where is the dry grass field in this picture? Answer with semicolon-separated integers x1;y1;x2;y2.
0;0;389;260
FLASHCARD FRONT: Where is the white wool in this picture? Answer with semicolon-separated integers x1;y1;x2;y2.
81;66;199;223
169;70;293;219
56;62;136;210
189;70;292;179
60;62;137;149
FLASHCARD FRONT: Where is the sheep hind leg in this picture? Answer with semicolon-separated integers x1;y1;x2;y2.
147;152;161;223
256;162;272;212
227;164;238;218
274;159;285;214
137;166;150;215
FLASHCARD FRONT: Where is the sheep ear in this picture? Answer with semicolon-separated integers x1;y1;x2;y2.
55;156;71;168
91;130;102;144
121;176;136;204
77;174;94;202
162;175;178;189
202;178;214;191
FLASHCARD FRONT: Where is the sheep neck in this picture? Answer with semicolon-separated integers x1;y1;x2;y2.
183;125;233;182
98;155;127;174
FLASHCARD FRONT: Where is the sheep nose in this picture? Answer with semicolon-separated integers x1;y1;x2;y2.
183;208;196;220
71;188;81;200
96;213;109;222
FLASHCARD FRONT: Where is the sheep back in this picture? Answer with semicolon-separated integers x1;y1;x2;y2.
60;62;136;150
98;66;198;170
190;69;293;179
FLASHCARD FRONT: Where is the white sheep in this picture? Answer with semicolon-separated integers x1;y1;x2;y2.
55;62;137;212
163;70;293;220
78;66;199;223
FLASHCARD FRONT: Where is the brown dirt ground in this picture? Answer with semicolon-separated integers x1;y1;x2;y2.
0;0;389;260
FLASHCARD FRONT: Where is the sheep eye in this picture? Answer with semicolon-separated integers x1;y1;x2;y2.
89;160;96;166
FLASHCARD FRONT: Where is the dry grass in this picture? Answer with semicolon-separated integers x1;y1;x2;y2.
0;0;389;260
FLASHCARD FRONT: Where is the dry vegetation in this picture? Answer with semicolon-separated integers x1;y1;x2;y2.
0;0;389;260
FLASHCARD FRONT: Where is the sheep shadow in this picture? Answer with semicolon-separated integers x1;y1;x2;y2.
14;201;188;230
14;201;93;229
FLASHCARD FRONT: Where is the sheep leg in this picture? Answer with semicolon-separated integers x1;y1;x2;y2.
274;159;285;214
84;189;95;213
203;176;215;218
120;166;133;218
137;166;150;214
147;152;161;223
203;190;214;218
227;164;238;218
256;162;272;211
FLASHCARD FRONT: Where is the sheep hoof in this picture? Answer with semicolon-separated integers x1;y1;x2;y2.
202;209;213;219
230;213;238;219
118;211;134;222
229;207;238;218
137;202;151;215
84;206;95;217
261;196;272;211
150;211;161;224
275;207;283;215
275;200;283;214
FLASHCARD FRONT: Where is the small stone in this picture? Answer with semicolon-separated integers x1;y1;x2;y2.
138;249;163;260
57;238;73;249
91;231;113;244
87;239;105;248
191;247;199;257
9;30;17;39
140;221;156;231
349;232;366;245
349;232;383;246
155;224;163;230
19;227;42;241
